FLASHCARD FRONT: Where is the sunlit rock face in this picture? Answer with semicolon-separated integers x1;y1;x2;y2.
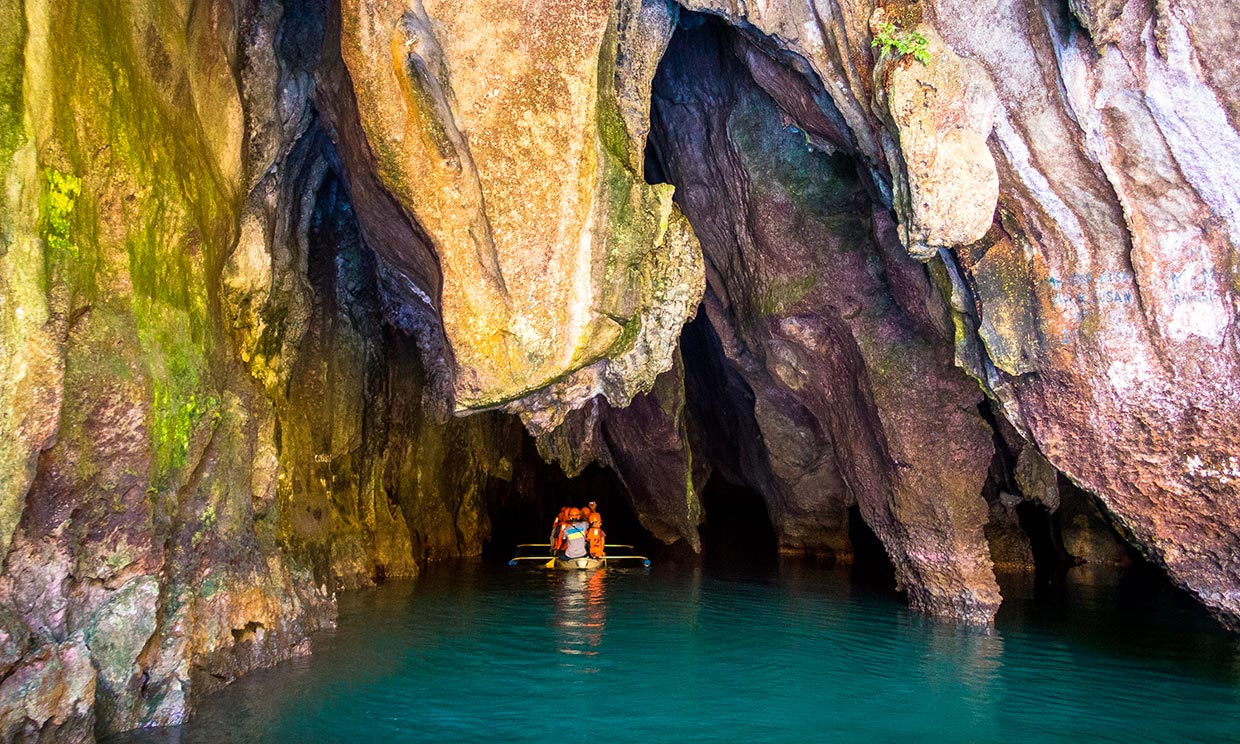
0;1;537;736
869;8;1000;259
335;0;704;427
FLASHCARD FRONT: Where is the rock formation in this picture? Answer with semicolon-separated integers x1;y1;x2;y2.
1;0;1238;737
335;0;703;425
648;15;1000;622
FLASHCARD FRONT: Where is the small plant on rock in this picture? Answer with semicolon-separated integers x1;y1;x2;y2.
871;22;931;65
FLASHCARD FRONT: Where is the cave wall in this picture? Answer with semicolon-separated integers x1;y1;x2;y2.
333;0;704;426
0;0;533;737
647;16;1000;621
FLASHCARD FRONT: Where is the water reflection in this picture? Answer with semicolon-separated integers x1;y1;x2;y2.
554;569;608;663
924;620;1005;737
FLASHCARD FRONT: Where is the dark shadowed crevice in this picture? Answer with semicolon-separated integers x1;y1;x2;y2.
699;474;778;570
1015;501;1073;579
680;312;768;493
847;505;898;591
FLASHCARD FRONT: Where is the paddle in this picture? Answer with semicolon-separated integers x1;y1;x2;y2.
597;555;652;567
506;556;564;568
508;555;650;567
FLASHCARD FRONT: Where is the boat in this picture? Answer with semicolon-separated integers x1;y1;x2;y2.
508;544;650;568
555;556;606;570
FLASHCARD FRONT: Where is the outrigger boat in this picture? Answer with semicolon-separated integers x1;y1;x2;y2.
555;556;606;570
509;543;651;569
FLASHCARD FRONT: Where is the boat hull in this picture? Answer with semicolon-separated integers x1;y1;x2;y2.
555;556;605;570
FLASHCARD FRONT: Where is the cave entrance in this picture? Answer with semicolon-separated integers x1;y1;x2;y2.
699;474;778;571
480;434;644;561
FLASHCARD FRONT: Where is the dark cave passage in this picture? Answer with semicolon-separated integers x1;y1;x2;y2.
847;505;898;590
699;475;778;569
481;451;645;561
645;9;883;566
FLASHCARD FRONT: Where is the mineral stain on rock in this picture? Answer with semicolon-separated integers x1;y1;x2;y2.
0;0;1238;737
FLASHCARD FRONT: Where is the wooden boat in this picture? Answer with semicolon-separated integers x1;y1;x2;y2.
555;556;606;570
508;545;649;568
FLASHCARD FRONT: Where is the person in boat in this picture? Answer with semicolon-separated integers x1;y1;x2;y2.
561;509;589;559
550;506;571;552
586;511;605;559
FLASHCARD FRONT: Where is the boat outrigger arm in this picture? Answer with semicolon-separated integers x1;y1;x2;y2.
516;543;635;549
508;555;652;567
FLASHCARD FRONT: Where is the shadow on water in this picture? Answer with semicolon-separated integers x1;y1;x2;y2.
996;563;1240;684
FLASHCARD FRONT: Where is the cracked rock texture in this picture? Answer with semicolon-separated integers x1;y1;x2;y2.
0;0;556;737
647;16;999;622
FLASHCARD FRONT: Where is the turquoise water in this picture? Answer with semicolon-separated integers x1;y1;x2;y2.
119;561;1240;743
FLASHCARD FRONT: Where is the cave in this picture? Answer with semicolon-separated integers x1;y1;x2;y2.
4;0;1239;738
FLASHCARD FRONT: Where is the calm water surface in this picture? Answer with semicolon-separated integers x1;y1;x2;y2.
119;560;1240;743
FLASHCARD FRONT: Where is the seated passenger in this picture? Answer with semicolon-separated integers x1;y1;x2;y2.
587;512;605;559
562;509;589;559
550;506;570;551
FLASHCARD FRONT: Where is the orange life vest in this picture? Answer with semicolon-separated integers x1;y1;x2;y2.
587;525;605;557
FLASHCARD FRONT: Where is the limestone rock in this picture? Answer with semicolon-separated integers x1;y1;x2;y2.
598;352;707;549
336;0;704;425
984;491;1036;571
870;11;1000;259
4;1;1240;739
0;637;96;742
930;0;1240;625
671;0;1240;628
1015;445;1059;512
649;17;1000;621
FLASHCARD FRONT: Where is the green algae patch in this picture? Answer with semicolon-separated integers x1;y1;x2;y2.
0;0;24;169
38;168;83;288
137;296;219;487
756;273;818;316
33;0;241;494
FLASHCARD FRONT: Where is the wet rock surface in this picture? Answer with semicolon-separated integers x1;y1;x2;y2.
664;0;1240;627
